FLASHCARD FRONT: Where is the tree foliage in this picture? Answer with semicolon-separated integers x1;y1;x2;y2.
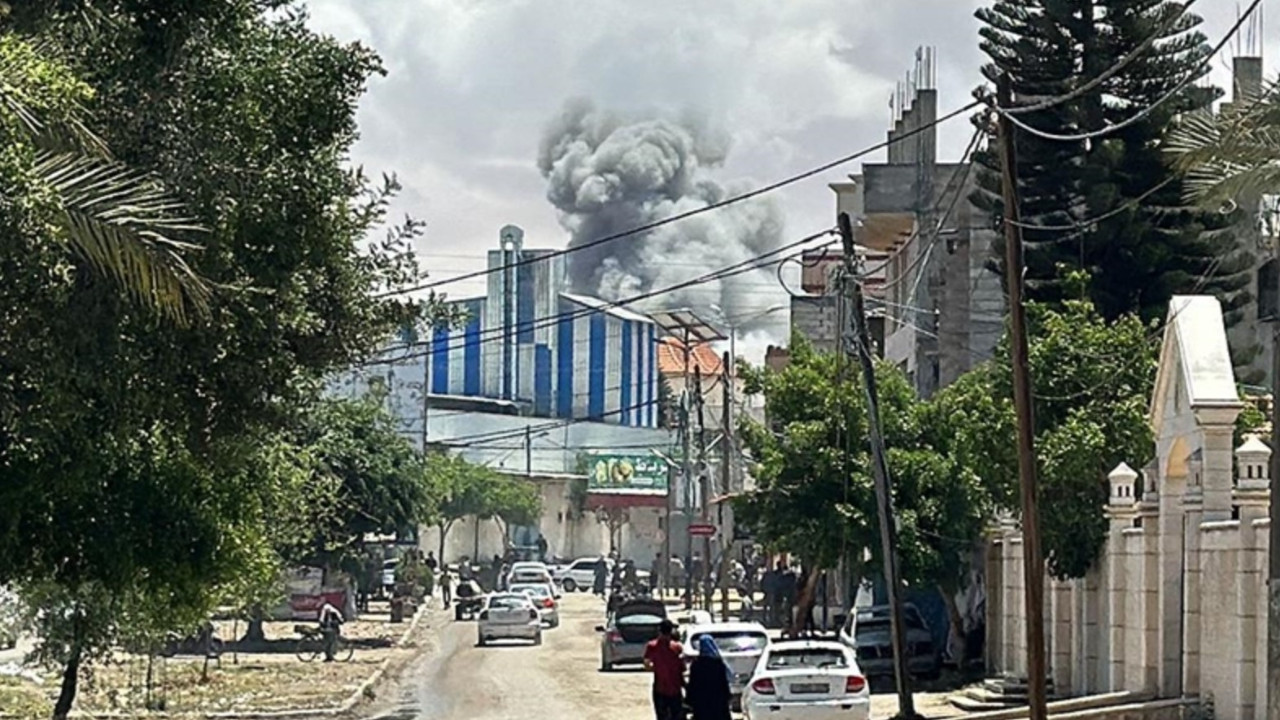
425;452;542;558
0;3;449;716
973;0;1252;354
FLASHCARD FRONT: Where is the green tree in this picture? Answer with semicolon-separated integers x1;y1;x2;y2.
734;336;991;635
938;298;1157;579
294;394;436;568
974;0;1252;337
0;4;444;717
427;453;500;560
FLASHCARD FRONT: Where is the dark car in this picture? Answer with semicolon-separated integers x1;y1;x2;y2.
837;604;941;681
597;597;667;671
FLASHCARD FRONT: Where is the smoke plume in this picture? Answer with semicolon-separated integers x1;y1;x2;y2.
537;99;786;322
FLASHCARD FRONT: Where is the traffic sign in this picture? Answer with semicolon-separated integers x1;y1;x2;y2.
688;523;717;537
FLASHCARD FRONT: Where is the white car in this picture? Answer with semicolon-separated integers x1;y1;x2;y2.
505;566;555;588
510;582;560;628
554;557;609;592
682;621;771;705
477;593;543;646
742;640;870;720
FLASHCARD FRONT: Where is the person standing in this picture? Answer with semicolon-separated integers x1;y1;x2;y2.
536;534;548;563
649;553;664;596
439;564;452;608
592;555;609;597
686;635;733;720
643;619;685;720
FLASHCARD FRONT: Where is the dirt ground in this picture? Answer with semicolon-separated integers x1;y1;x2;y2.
0;599;439;719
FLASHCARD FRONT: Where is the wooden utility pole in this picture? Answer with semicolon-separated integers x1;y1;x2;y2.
837;211;917;718
719;350;734;621
996;77;1049;720
1269;253;1280;720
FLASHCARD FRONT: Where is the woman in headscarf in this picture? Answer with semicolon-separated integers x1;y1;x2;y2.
686;635;732;720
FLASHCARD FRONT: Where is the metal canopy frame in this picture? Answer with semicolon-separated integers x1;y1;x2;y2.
649;308;727;345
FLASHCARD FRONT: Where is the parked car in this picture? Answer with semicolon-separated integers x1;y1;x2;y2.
597;597;667;671
837;604;940;681
742;639;870;720
682;621;771;707
477;593;542;646
555;557;609;592
510;582;560;628
673;609;713;643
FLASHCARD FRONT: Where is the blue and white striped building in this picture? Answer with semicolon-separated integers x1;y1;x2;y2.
417;225;660;428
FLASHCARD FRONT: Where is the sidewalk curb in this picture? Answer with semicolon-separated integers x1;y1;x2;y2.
0;601;438;720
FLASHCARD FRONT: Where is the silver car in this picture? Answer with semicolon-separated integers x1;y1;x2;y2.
683;622;771;705
837;604;941;681
598;597;667;671
510;582;560;628
477;593;543;646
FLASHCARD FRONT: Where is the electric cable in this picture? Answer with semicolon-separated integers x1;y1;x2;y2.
358;230;836;367
1001;0;1202;116
376;101;982;297
992;0;1263;144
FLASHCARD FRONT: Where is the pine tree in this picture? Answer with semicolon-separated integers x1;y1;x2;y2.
974;1;1254;351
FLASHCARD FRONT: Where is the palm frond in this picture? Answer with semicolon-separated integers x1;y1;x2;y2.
35;152;211;323
1167;87;1280;206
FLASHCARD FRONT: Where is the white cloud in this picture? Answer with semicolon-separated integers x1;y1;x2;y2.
304;0;1275;306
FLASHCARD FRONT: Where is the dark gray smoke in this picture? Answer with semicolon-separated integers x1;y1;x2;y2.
537;99;786;321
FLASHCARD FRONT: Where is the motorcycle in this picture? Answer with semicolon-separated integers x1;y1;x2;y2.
452;578;485;621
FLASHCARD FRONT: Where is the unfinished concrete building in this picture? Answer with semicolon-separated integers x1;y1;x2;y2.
856;48;1004;397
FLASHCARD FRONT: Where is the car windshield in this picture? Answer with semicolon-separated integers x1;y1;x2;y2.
616;613;664;625
854;608;925;632
690;632;768;653
487;595;529;609
765;648;848;670
512;585;550;598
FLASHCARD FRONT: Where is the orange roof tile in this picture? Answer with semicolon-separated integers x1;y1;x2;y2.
657;337;724;377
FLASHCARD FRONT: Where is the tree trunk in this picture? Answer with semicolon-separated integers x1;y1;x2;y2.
940;585;967;667
241;606;266;643
437;521;451;562
789;567;822;638
52;642;82;720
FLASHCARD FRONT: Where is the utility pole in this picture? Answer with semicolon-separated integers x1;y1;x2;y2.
719;350;734;621
680;343;695;611
837;211;917;718
1268;224;1280;720
694;365;711;611
996;77;1049;720
524;426;532;477
421;356;430;452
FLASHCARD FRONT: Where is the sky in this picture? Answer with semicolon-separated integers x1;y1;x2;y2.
303;0;1277;330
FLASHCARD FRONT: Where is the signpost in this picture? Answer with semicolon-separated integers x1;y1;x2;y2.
688;523;716;537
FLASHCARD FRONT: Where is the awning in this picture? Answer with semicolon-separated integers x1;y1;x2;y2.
586;491;668;510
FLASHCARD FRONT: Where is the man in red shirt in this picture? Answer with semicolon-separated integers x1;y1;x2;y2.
643;619;685;720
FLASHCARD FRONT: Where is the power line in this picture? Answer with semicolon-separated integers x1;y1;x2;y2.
359;230;836;367
376;102;982;298
1002;0;1202;116
992;0;1263;143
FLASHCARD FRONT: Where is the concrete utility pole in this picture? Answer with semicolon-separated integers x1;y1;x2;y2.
694;366;712;611
719;350;734;622
837;211;917;718
996;77;1049;720
680;354;694;611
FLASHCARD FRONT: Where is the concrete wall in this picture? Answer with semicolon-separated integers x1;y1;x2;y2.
988;487;1272;720
418;472;667;566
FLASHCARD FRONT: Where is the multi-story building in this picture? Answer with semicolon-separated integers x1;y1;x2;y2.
857;49;1003;397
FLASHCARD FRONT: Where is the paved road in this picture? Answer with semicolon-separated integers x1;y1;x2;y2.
366;593;957;720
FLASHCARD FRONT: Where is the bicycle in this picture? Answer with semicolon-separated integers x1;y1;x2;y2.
294;625;354;662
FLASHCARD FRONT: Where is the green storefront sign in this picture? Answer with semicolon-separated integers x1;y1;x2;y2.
585;452;669;494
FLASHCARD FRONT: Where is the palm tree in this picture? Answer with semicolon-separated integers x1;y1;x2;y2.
1166;82;1280;208
1;34;209;322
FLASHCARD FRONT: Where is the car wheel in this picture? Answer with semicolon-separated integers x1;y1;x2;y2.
477;637;486;647
454;605;464;621
533;632;542;646
600;659;613;672
562;578;577;592
549;618;559;629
